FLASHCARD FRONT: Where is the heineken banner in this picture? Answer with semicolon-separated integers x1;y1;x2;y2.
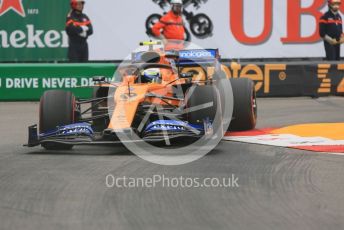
0;62;343;101
0;0;69;62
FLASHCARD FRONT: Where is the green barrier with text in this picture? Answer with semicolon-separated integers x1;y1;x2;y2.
0;64;117;101
1;62;344;101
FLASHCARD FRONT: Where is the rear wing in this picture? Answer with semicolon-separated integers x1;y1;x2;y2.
177;49;220;66
131;49;221;67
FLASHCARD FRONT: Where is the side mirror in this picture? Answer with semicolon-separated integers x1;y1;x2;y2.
180;72;194;79
93;76;106;82
165;50;180;59
140;51;161;63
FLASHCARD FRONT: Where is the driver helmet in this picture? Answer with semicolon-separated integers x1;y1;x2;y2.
142;68;162;83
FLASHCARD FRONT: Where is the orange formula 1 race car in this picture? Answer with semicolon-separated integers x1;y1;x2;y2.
26;41;257;150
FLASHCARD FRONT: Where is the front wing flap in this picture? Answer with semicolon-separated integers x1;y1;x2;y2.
25;119;213;147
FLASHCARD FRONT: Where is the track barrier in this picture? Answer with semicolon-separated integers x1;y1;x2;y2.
0;62;343;101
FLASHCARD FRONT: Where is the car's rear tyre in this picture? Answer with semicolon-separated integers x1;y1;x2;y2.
185;85;222;131
229;78;257;131
213;71;233;128
39;90;76;150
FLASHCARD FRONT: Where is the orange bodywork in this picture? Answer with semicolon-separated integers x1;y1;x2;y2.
108;81;184;131
105;54;188;131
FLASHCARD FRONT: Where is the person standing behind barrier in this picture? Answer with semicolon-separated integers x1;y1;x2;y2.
65;0;93;62
319;0;344;61
151;0;185;50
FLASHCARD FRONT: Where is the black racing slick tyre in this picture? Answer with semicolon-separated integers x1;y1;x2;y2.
229;78;257;131
185;85;221;127
214;74;233;132
39;90;76;150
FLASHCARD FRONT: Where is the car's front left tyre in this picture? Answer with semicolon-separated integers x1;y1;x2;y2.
39;90;77;150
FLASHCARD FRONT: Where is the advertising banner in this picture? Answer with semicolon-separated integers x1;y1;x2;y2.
86;0;344;60
0;0;70;62
0;62;343;101
1;0;344;61
0;63;116;100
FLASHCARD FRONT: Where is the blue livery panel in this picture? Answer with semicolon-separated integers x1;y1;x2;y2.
40;123;94;139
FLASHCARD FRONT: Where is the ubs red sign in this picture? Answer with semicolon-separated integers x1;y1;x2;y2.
230;0;344;45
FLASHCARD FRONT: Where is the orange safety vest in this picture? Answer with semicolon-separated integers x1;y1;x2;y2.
152;11;185;41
